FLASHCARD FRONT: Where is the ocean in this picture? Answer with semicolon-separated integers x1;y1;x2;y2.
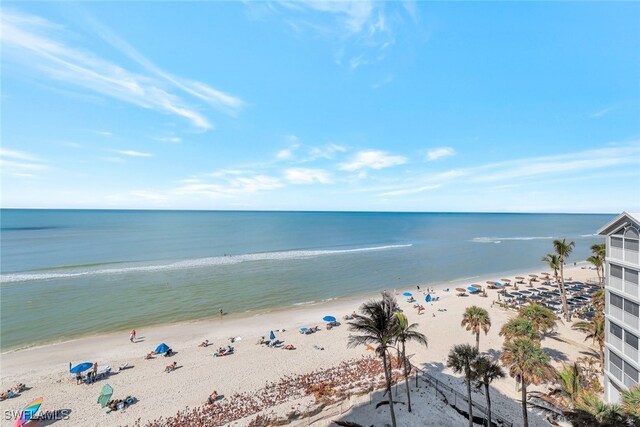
0;209;610;351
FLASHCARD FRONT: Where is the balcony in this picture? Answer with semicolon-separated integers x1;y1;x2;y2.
625;280;639;299
624;342;639;364
624;372;638;388
625;249;640;265
609;305;624;323
609;363;623;383
609;276;624;292
623;312;639;331
610;246;624;261
609;334;624;352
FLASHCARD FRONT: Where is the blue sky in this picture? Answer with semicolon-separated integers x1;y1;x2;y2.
1;1;639;212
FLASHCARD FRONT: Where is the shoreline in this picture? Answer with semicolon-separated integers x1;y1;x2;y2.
0;261;596;355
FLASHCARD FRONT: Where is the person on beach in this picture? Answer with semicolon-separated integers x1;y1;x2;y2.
165;361;177;373
219;308;223;317
75;372;83;385
130;329;136;342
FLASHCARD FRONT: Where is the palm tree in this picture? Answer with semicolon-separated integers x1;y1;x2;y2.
519;303;558;338
500;337;555;427
499;317;541;342
461;306;491;351
394;311;428;413
472;355;505;427
572;316;605;373
553;238;575;321
540;362;587;410
592;289;605;314
590;243;606;288
348;292;399;427
587;256;604;289
569;392;626;426
541;253;561;282
447;344;479;427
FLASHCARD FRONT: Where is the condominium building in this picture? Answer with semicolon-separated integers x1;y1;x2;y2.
598;212;640;403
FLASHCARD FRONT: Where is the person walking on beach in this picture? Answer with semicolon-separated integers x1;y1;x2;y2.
219;308;223;317
130;329;136;342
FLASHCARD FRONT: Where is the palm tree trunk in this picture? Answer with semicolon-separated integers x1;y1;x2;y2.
485;384;492;427
559;262;571;321
466;378;473;427
599;343;604;374
382;350;397;427
521;382;528;427
476;331;480;351
402;341;412;412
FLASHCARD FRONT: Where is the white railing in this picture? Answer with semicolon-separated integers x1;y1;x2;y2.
610;245;624;261
625;280;639;299
624;312;639;331
624;372;638;388
609;276;624;292
609;334;624;353
609;363;623;383
624;342;639;363
609;305;624;323
624;249;639;265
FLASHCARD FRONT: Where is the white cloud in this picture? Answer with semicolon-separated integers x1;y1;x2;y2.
307;143;347;161
379;184;440;197
0;148;47;177
1;10;244;130
426;147;456;161
277;149;294;160
156;136;182;143
112;150;153;158
284;168;332;184
339;150;407;171
590;106;614;118
176;175;283;198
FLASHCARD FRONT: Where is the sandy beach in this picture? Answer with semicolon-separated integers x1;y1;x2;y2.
0;265;600;426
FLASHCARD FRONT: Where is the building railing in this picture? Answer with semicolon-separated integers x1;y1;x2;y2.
623;312;639;331
609;335;624;353
624;372;638;389
609;363;623;383
609;305;624;323
624;342;639;364
412;364;513;427
609;276;624;292
625;249;639;265
625;280;639;299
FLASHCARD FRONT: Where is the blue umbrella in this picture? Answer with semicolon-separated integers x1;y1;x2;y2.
425;294;432;302
269;331;276;341
155;343;170;354
323;316;336;322
467;286;478;293
402;292;412;297
495;282;503;287
70;362;93;374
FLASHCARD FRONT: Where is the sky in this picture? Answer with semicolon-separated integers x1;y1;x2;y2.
1;1;639;213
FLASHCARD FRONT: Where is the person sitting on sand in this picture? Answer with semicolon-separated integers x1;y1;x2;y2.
144;352;155;360
164;361;177;373
12;383;25;393
282;344;296;350
207;391;219;404
257;336;265;345
164;348;174;357
199;340;209;347
75;372;83;385
417;305;425;315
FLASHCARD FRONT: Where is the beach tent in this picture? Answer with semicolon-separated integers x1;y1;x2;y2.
425;294;432;302
402;292;412;297
98;384;113;408
155;343;170;354
14;397;43;427
269;331;276;341
323;316;336;323
467;286;478;293
70;362;93;374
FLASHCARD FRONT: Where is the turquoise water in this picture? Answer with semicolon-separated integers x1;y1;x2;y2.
0;209;610;350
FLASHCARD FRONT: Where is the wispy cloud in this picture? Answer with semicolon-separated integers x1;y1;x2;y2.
284;168;332;184
155;136;182;144
0;148;47;178
306;143;347;161
379;184;440;197
1;9;243;130
112;150;153;158
590;106;615;118
175;175;282;198
339;150;407;171
426;147;456;161
277;148;295;160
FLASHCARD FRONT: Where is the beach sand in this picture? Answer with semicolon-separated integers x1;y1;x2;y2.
0;265;600;426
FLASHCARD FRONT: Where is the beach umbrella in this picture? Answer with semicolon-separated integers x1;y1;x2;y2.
495;282;504;287
486;281;496;285
501;278;511;282
70;362;93;374
402;292;412;297
467;286;478;293
425;294;432;302
97;384;113;409
323;316;336;322
455;288;466;293
269;330;276;341
14;397;43;427
515;276;525;283
155;343;170;354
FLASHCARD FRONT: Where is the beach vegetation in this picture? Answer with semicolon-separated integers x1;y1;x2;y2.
552;238;575;321
500;337;555;427
447;343;480;427
347;292;399;427
472;355;505;427
461;306;491;351
518;303;558;338
394;311;428;413
541;253;561;282
499;317;541;342
572;316;605;373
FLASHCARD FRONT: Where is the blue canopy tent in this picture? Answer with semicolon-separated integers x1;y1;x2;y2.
155;343;170;354
467;286;479;293
323;316;336;323
269;331;276;341
425;294;432;302
70;362;93;374
494;282;504;287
